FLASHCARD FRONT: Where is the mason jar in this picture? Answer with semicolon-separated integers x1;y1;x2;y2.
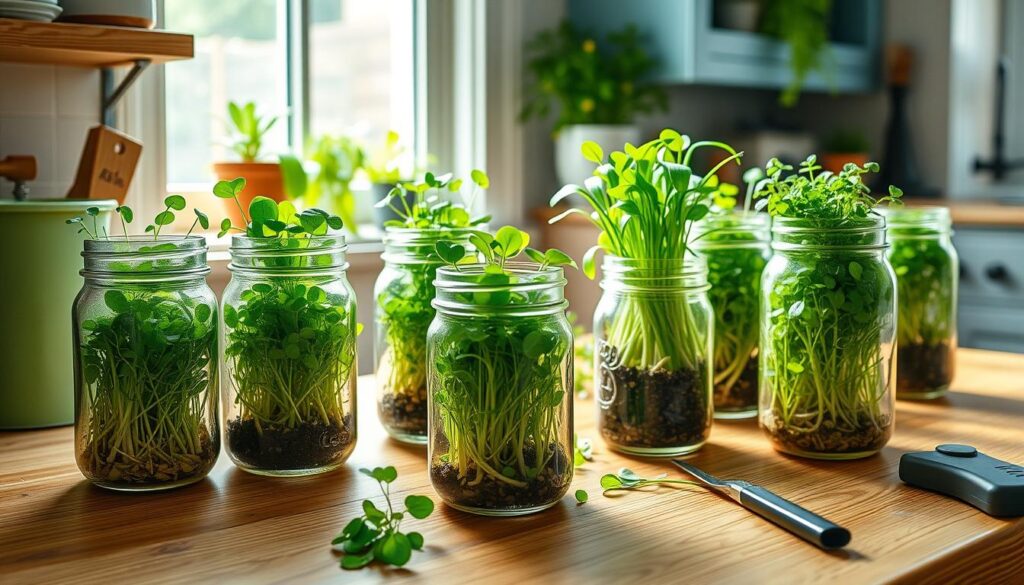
760;216;896;460
694;212;771;419
222;235;358;476
883;207;958;400
73;236;219;491
375;227;473;444
428;263;573;516
594;256;714;456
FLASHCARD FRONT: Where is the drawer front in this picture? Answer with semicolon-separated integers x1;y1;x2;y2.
959;304;1024;353
953;228;1024;305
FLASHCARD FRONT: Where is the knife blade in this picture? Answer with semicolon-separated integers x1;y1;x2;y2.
672;459;851;550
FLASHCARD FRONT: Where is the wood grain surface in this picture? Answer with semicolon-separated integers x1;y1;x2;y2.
2;348;1022;584
0;18;193;68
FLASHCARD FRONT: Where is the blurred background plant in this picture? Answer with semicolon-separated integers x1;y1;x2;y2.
226;100;278;163
520;20;667;132
280;135;365;234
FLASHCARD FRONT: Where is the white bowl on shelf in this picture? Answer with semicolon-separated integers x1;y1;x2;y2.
0;0;62;22
57;0;155;29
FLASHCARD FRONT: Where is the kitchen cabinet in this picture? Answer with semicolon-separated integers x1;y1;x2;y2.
568;0;881;94
955;226;1024;352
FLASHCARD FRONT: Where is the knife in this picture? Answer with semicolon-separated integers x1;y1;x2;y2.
672;459;851;550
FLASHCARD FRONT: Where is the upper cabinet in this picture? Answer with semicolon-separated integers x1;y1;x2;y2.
568;0;881;94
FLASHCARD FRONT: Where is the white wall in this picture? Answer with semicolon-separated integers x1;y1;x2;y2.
0;64;100;200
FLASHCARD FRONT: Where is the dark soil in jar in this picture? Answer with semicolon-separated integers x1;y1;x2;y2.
378;387;428;437
227;414;354;471
714;356;759;413
898;342;954;395
80;427;216;485
430;444;571;511
598;357;711;449
762;412;892;456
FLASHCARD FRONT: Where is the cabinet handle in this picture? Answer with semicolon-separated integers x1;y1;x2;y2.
985;264;1010;282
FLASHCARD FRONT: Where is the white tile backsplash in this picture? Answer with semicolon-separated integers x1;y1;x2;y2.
1;65;99;199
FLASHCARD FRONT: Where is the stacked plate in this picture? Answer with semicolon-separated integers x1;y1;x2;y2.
0;0;62;22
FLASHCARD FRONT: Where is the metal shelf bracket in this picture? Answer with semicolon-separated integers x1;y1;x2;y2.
100;59;151;127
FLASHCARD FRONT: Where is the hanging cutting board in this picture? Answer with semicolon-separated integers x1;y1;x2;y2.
66;125;142;203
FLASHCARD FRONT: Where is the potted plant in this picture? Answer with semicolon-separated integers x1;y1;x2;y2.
427;227;577;515
68;200;219;490
755;156;902;459
373;170;490;444
279;134;365;236
364;130;417;226
213;101;284;226
552;130;742;456
217;178;358;476
760;0;832;106
521;21;667;186
821;129;871;174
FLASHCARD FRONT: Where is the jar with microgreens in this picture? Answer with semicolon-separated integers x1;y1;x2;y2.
373;171;490;444
694;210;771;419
551;129;743;456
217;178;358;476
428;226;576;516
70;198;219;491
756;157;900;460
882;206;958;399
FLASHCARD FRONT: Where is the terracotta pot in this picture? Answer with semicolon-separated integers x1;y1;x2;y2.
212;162;285;226
821;152;871;175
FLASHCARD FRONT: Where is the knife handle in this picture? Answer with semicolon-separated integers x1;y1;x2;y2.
739;485;851;550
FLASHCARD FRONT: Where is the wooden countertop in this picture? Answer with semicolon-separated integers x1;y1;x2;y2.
534;202;1024;228
2;349;1023;584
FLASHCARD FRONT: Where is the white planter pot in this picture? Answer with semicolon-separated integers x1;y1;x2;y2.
554;124;642;187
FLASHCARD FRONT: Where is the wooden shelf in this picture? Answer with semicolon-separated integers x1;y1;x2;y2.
0;18;192;68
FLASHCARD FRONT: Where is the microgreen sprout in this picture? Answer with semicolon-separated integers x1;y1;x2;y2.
374;169;491;229
575;489;589;504
331;466;434;570
599;468;699;495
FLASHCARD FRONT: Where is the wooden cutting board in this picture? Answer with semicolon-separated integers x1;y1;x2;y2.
66;125;142;204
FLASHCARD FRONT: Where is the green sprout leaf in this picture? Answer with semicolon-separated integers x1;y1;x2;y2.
581;140;604;164
154;211;175;226
404;495;434;519
116;206;133;223
434;241;466;266
164;194;187;211
470;169;489;189
194;209;210;230
575;489;589;504
248;196;279;224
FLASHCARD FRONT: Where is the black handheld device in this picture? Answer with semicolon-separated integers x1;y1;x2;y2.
899;444;1024;517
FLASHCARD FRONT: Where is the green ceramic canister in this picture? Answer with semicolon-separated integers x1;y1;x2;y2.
0;199;117;428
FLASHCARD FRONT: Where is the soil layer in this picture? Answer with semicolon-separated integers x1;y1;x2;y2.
379;387;428;438
227;415;353;471
762;412;891;456
714;356;759;413
430;445;570;511
80;427;216;485
898;342;954;396
598;356;711;449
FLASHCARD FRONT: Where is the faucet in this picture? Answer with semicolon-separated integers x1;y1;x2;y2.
0;155;37;200
973;57;1024;180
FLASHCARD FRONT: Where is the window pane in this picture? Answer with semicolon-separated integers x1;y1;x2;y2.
308;0;415;161
164;0;290;185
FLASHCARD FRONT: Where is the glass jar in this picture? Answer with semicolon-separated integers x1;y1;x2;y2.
883;207;958;399
594;256;714;456
759;216;896;460
375;227;472;444
694;212;771;419
428;263;573;516
222;235;358;476
73;236;219;491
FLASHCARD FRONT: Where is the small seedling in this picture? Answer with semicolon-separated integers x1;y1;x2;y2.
599;468;700;495
331;466;434;570
575;489;588;504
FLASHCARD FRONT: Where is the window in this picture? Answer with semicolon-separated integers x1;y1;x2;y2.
162;0;416;227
